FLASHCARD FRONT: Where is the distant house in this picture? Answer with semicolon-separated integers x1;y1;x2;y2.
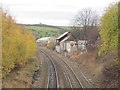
36;37;56;46
56;32;87;53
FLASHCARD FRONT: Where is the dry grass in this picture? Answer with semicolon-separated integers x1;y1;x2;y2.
68;49;118;87
76;50;103;79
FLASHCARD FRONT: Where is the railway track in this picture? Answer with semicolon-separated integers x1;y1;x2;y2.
40;48;84;89
56;53;93;87
55;55;84;88
40;50;59;88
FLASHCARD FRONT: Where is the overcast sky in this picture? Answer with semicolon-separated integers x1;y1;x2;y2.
0;0;118;26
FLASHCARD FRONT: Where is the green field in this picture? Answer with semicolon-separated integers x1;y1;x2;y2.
60;26;72;30
26;25;70;37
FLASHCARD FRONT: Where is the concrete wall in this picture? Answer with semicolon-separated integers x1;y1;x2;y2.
58;41;77;53
66;41;77;52
55;45;61;53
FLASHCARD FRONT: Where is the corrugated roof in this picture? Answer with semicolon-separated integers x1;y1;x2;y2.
56;32;70;40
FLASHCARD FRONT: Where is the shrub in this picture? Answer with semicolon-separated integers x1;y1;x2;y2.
47;42;56;50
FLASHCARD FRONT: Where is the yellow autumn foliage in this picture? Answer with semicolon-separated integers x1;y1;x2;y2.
1;11;36;77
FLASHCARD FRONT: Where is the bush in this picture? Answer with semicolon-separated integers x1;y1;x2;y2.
47;42;56;50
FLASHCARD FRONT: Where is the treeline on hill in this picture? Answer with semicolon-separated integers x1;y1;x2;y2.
1;11;36;78
20;23;65;30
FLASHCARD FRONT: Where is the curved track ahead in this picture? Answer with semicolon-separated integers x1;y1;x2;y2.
40;48;84;89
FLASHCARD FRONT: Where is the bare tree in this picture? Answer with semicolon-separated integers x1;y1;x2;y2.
71;8;99;40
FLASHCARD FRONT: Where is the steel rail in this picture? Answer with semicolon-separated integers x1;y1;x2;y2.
55;54;84;88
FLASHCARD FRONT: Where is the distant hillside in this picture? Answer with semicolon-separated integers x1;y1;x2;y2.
26;26;61;38
17;23;71;38
17;23;69;30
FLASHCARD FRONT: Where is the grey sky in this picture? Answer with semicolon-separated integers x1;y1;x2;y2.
0;0;118;26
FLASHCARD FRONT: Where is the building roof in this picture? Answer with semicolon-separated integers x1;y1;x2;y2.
56;32;70;40
38;37;50;41
36;37;50;42
60;36;70;42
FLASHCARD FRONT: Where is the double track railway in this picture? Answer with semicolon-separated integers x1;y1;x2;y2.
40;49;84;89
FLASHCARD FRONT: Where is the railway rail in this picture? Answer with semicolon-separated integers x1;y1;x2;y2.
56;53;92;87
55;55;84;88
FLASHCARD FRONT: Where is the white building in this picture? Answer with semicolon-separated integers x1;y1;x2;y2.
56;32;87;53
56;32;74;53
36;37;56;46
